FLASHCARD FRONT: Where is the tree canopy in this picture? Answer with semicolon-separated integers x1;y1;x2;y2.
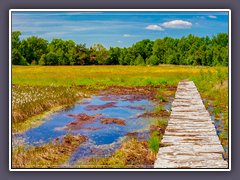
12;31;229;66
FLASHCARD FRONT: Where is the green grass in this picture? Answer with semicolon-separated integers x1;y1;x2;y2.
148;136;160;154
12;65;216;87
191;67;228;148
152;118;168;127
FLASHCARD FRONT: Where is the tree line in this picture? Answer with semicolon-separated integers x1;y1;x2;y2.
12;31;228;66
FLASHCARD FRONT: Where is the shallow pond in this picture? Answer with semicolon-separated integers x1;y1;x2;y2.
13;94;171;165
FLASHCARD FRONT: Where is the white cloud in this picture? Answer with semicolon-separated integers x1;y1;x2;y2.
117;40;122;43
145;24;164;31
208;15;217;19
161;20;192;29
123;34;131;37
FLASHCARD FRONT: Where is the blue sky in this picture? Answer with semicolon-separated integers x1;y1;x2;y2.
12;11;229;48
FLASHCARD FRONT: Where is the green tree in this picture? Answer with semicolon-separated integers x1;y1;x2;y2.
76;44;90;65
132;39;153;60
107;47;121;65
41;52;58;65
152;39;165;64
19;36;48;64
12;31;21;50
91;44;109;65
11;30;229;67
12;48;28;65
134;54;145;66
146;55;159;65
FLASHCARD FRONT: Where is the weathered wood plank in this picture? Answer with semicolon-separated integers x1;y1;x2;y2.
154;81;228;168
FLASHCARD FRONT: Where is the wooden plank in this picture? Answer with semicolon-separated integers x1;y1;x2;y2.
154;81;228;168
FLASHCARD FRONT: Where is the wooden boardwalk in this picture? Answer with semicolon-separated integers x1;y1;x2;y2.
154;81;228;168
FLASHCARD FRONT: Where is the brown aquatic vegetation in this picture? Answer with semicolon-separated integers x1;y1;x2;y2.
138;109;170;118
126;132;139;138
122;95;148;102
100;118;126;126
76;119;169;168
99;96;120;101
83;127;104;131
149;125;166;135
99;85;176;104
84;102;117;111
125;105;146;110
66;113;101;130
100;86;159;101
12;134;86;168
77;101;90;105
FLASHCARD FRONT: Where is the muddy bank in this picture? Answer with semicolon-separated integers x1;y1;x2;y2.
100;85;176;103
138;109;170;118
100;86;158;101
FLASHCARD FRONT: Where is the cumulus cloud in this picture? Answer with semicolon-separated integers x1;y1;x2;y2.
208;15;217;19
145;24;164;31
161;20;192;29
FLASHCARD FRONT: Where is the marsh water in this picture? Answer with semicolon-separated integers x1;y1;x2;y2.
13;94;172;165
12;93;227;166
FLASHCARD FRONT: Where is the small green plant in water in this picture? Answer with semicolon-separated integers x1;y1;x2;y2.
154;105;164;112
154;119;168;127
158;96;168;102
148;134;160;160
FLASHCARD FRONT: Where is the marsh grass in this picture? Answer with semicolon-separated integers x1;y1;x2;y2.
12;106;65;133
191;67;228;149
12;85;89;132
148;136;160;159
76;139;154;168
156;88;169;102
12;134;86;168
152;118;168;127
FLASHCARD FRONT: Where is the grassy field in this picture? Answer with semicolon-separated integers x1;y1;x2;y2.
12;65;216;86
12;65;229;168
12;65;228;123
